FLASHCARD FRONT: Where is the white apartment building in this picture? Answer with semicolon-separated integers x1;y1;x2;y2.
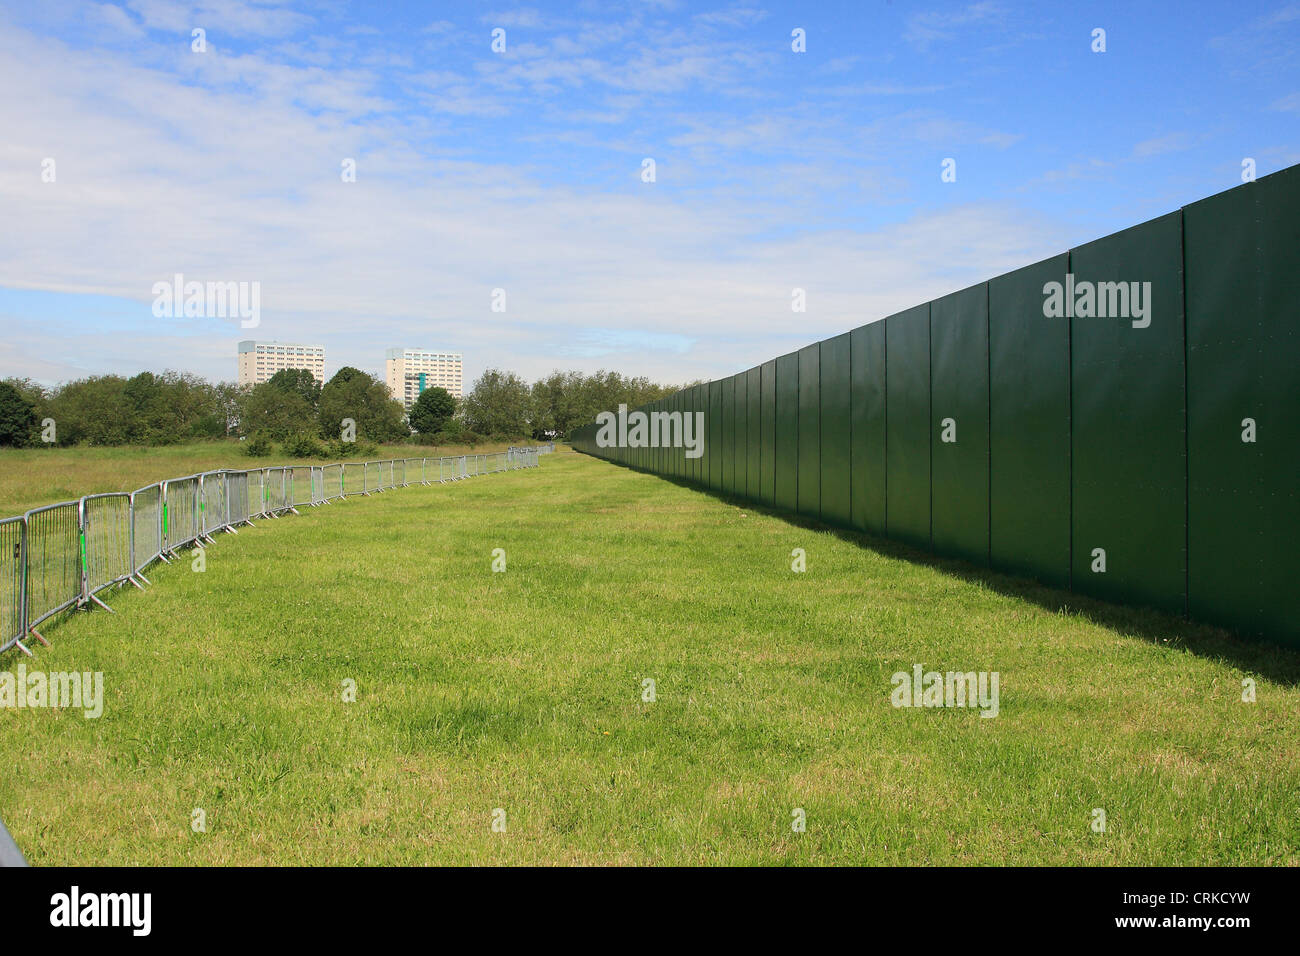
385;348;464;408
237;341;326;386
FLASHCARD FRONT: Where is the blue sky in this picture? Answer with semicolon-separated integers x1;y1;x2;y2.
1;0;1296;388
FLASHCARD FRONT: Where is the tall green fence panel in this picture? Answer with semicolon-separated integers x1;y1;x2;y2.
850;321;887;534
775;352;799;511
716;378;727;489
1185;167;1300;646
886;304;931;550
746;366;761;500
797;343;821;519
655;399;661;471
692;384;703;484
690;384;703;484
686;385;696;481
658;399;664;472
660;398;668;475
930;283;990;565
734;372;748;498
634;402;643;469
725;374;739;495
680;389;690;480
648;399;657;473
683;389;693;480
1251;167;1300;644
760;360;777;505
1070;210;1186;614
988;253;1072;587
709;380;723;490
819;332;852;527
681;387;691;478
686;382;696;481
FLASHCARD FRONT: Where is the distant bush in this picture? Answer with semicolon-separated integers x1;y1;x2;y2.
243;432;274;457
282;433;327;458
324;439;378;459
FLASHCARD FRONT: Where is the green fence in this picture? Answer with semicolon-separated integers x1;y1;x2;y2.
570;165;1300;650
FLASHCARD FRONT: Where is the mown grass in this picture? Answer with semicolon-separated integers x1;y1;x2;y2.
0;439;523;514
1;449;1297;865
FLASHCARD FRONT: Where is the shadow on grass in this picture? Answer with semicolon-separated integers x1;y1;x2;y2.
599;459;1300;688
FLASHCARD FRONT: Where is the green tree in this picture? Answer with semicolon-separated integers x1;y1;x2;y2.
45;376;134;445
0;381;38;446
1;377;47;414
266;368;322;409
238;381;315;441
529;369;678;439
213;382;243;436
318;367;406;443
408;386;456;436
461;368;533;438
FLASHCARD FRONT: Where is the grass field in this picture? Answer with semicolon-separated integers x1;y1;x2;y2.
1;448;1297;865
0;439;523;515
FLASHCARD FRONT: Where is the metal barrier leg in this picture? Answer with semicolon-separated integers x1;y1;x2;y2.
88;593;115;613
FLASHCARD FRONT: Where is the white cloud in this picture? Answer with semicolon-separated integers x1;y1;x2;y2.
0;11;1062;388
126;0;313;38
1132;133;1191;159
94;4;146;39
904;2;1006;51
481;8;544;30
1272;91;1300;112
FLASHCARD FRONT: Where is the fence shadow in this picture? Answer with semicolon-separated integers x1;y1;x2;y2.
640;470;1300;688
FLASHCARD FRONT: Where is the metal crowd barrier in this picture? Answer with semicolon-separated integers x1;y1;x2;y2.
21;502;80;649
290;466;314;510
1;516;26;656
131;483;163;582
199;472;227;541
343;462;364;497
163;475;200;553
82;493;132;608
321;463;344;501
0;450;546;657
260;467;289;515
227;471;251;527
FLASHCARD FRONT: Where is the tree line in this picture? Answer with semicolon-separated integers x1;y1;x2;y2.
0;367;690;451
